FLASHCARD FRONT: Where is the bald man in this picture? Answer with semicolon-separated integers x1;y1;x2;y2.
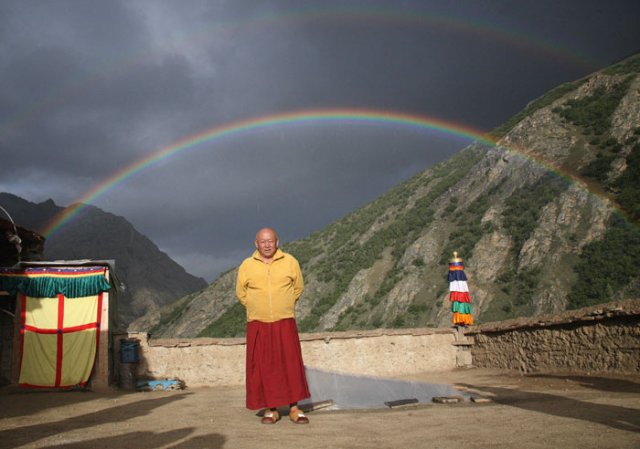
236;227;310;424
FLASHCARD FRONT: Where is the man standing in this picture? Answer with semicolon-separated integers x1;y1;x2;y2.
236;227;310;424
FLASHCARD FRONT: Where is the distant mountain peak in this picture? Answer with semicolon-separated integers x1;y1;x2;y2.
0;192;207;329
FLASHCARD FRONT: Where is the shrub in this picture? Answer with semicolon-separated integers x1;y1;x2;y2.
197;302;246;338
567;215;640;309
492;79;586;138
580;152;616;182
613;142;640;221
603;54;640;75
558;77;633;136
502;173;569;256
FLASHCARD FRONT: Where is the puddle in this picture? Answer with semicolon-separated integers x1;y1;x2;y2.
301;367;468;410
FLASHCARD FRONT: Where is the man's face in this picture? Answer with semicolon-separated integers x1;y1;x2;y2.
255;229;278;259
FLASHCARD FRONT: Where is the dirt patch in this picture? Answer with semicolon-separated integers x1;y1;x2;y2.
1;368;638;449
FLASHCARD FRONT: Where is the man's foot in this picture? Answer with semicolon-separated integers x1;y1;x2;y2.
289;408;309;424
260;409;280;424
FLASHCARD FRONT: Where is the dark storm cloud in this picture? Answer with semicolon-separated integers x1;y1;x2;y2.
0;1;147;58
1;0;639;280
0;55;198;182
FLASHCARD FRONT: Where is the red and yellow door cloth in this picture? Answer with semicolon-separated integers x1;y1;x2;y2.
448;252;473;326
0;266;111;388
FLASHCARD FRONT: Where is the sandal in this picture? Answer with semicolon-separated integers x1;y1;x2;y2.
289;409;309;424
260;409;280;424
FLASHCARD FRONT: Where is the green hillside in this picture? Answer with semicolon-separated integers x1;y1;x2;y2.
158;54;640;339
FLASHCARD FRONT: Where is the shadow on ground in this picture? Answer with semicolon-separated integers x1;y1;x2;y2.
0;387;99;419
526;374;640;394
0;393;191;448
458;382;640;433
38;429;226;449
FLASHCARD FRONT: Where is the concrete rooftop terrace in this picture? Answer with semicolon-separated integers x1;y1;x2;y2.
1;368;638;449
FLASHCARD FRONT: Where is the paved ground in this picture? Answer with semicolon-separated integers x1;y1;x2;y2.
1;368;639;449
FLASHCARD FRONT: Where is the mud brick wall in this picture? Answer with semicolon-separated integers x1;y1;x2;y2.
117;327;458;387
468;300;640;374
113;300;639;388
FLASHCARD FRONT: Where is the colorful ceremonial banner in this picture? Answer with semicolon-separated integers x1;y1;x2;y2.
0;266;110;388
448;252;473;326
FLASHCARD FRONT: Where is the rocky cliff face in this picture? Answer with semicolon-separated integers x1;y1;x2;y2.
152;54;640;338
0;193;207;329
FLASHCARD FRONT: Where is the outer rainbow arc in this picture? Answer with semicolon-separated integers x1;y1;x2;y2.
1;7;597;141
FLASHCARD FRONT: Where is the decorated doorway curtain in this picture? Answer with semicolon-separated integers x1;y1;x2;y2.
0;266;111;388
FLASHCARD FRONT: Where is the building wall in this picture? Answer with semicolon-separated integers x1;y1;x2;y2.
467;300;640;374
0;302;13;383
117;328;459;387
113;300;640;388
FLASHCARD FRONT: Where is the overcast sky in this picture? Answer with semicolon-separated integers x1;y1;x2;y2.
1;1;639;281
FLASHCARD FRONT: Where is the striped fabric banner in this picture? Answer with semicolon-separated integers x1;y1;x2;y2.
448;254;473;326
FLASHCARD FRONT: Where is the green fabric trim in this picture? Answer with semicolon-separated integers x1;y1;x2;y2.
451;302;473;314
0;274;111;298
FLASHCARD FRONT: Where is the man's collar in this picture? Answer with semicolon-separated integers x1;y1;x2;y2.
252;248;284;262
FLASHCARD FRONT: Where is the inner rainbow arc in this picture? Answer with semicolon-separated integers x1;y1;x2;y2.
39;108;566;238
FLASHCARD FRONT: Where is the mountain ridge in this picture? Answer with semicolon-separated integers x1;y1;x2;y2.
0;192;208;328
145;53;640;338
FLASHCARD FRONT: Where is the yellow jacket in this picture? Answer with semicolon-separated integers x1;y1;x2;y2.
236;249;304;322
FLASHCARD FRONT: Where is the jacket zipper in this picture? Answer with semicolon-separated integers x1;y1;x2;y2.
267;264;273;320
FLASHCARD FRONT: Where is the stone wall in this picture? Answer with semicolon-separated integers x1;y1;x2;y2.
113;300;640;388
467;299;640;374
116;327;459;387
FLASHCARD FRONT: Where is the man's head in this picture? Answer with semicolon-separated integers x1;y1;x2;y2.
255;227;279;260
